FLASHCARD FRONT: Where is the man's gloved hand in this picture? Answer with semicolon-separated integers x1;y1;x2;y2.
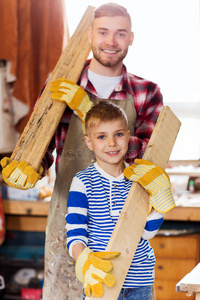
124;159;175;213
1;157;43;190
50;78;93;133
75;247;120;298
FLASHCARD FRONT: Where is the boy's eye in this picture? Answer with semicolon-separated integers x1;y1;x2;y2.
98;135;105;140
116;132;123;137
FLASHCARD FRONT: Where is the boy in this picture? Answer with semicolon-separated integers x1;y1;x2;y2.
66;101;174;299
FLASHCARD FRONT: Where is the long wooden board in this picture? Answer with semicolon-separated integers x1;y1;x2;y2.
10;6;95;170
86;106;181;300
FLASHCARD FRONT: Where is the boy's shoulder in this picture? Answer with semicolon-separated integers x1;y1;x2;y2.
75;163;97;180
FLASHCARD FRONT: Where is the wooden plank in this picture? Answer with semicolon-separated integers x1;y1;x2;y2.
86;106;181;300
9;6;95;170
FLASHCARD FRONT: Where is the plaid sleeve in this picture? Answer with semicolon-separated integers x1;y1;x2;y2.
126;80;163;164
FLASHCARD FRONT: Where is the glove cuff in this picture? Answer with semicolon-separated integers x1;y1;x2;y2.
75;247;92;283
70;87;87;110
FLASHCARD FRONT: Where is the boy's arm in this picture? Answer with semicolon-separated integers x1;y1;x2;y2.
72;243;86;261
66;176;120;298
142;209;164;240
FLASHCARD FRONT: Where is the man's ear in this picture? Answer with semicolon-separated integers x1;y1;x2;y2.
129;32;134;46
88;27;92;44
84;135;93;151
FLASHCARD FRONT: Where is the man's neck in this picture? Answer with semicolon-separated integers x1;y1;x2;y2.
89;58;123;77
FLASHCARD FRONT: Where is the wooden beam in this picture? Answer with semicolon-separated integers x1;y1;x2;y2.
10;6;95;170
86;106;181;300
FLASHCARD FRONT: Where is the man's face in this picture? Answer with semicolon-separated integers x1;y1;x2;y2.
89;16;134;69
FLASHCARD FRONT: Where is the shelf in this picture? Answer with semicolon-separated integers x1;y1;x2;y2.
165;206;200;222
2;199;49;216
2;200;49;232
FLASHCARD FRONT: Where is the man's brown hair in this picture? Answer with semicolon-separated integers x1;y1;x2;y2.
94;3;130;18
93;3;131;26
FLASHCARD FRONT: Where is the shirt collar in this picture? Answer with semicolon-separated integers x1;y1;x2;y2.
94;161;129;182
78;59;134;97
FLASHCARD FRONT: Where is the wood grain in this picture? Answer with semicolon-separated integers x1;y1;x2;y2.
10;6;95;170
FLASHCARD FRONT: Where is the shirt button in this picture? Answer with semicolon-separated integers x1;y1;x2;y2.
113;202;117;206
115;86;121;91
113;184;117;187
113;194;116;197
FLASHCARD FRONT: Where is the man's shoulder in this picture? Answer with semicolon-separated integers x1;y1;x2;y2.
127;71;158;87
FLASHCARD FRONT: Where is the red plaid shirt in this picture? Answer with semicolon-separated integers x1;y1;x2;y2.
41;60;163;174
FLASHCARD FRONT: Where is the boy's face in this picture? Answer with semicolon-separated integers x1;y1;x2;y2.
88;16;134;70
85;118;130;172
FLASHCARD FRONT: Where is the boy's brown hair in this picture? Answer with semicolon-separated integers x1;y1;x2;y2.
85;101;128;136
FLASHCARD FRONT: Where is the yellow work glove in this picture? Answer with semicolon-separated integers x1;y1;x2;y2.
75;247;120;298
50;78;93;133
1;157;43;190
124;159;176;213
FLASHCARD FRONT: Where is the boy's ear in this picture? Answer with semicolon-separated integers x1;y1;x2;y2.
84;135;93;151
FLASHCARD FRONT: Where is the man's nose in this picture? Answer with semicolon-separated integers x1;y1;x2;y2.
105;34;117;46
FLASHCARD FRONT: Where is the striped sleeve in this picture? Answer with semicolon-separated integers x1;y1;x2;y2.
66;176;89;257
142;210;164;240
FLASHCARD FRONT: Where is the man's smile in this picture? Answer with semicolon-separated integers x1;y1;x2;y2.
102;49;119;54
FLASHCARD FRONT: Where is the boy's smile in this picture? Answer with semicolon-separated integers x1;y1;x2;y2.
84;118;130;177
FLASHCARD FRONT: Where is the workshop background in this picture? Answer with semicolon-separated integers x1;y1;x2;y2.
0;0;200;299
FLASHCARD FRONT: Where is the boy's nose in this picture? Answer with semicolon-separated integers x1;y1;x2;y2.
108;137;116;146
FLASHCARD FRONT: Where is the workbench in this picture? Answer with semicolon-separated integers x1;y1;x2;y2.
176;263;200;300
3;199;200;231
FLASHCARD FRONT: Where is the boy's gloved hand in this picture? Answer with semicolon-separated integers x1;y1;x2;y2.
50;78;93;133
1;157;43;190
124;159;175;213
75;247;120;298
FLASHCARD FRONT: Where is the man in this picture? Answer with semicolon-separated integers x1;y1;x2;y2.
1;3;163;186
41;3;163;178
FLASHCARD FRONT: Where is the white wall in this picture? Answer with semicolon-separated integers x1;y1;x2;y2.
65;0;200;160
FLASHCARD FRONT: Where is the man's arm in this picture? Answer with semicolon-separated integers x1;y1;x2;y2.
126;82;163;163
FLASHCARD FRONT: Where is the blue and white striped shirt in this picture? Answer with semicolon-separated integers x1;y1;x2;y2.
66;162;164;288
